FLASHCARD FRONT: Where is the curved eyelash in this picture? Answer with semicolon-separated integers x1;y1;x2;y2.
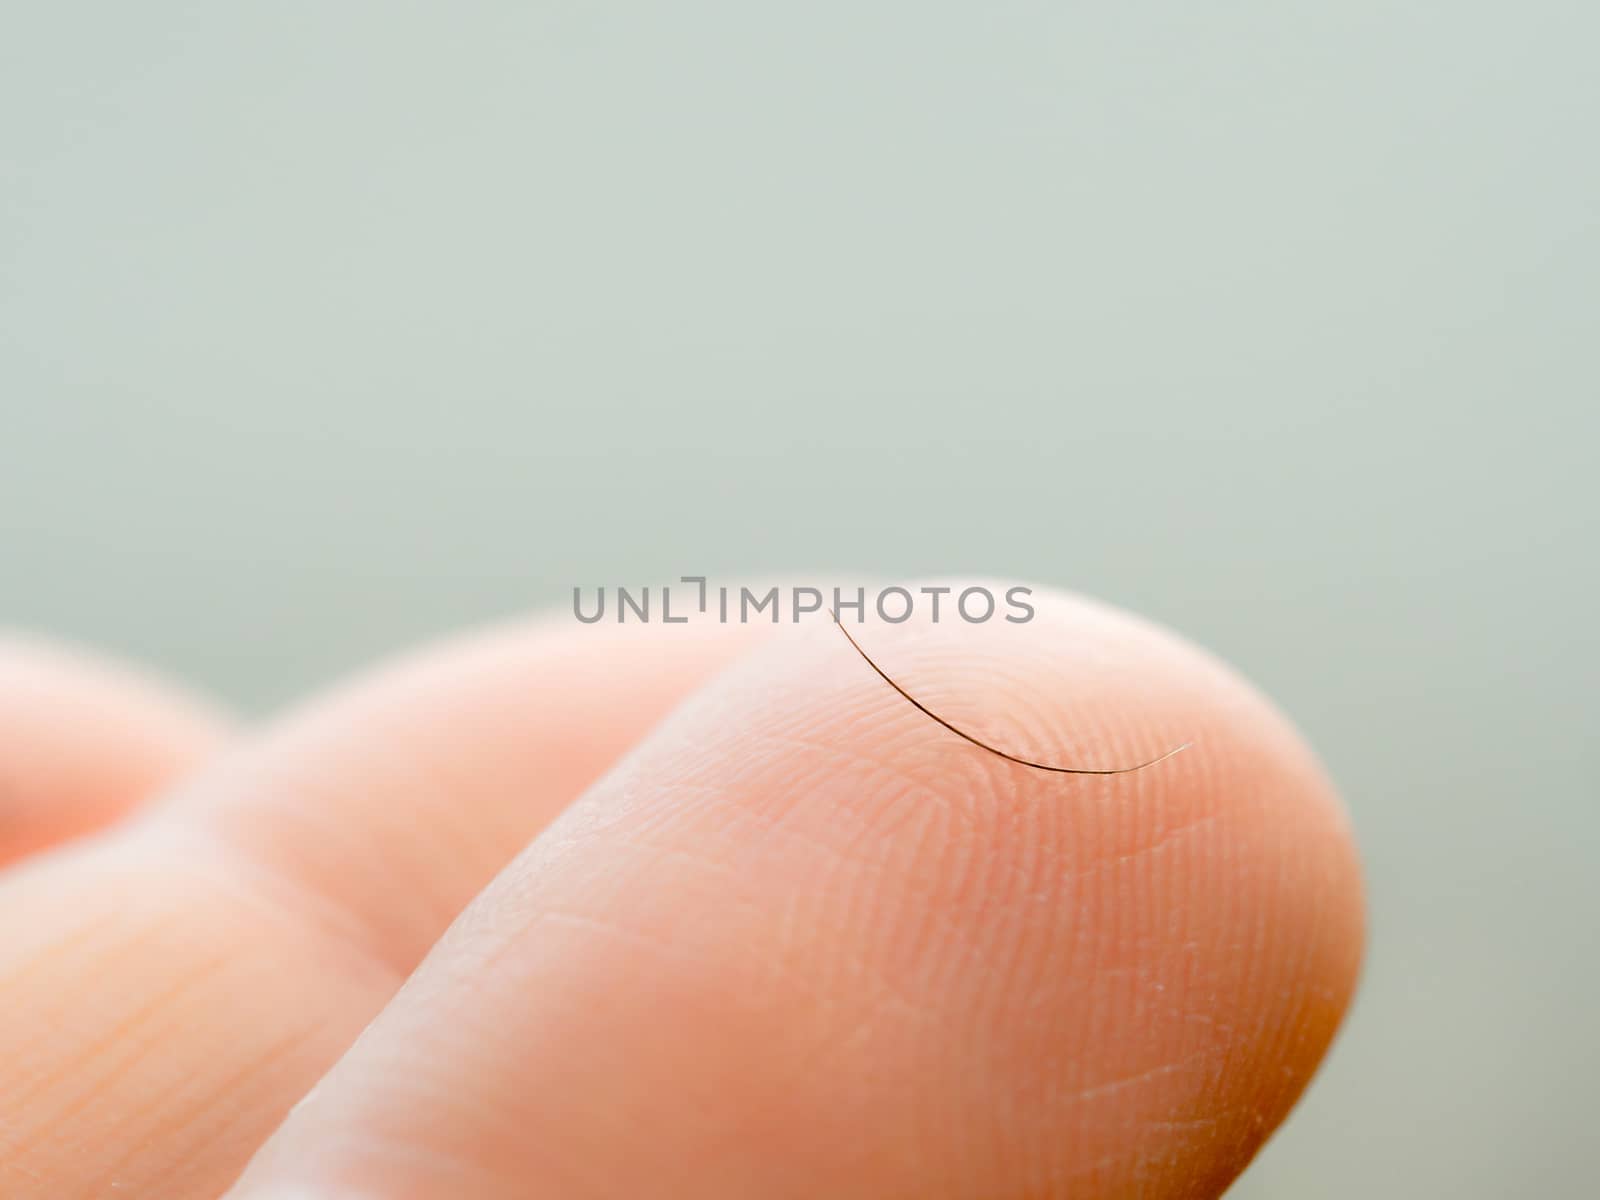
830;611;1190;776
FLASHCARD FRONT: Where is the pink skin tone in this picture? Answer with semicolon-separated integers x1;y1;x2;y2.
0;585;1362;1199
0;634;231;865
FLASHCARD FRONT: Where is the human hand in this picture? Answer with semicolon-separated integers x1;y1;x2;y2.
0;584;1363;1198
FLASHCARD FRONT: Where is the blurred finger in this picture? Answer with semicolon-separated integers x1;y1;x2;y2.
0;615;761;1198
0;633;229;866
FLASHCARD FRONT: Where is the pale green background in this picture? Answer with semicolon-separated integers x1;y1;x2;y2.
2;4;1595;1195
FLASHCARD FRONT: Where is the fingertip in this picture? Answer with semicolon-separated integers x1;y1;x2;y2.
228;583;1365;1198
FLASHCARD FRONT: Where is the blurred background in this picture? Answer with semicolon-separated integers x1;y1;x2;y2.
2;4;1595;1195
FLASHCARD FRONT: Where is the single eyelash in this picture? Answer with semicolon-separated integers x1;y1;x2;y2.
830;610;1190;775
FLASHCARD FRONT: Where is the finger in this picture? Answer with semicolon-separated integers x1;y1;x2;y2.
229;587;1365;1200
0;633;230;865
159;616;769;970
0;615;762;1198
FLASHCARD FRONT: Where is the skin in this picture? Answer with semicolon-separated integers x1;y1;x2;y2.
0;633;231;864
0;585;1363;1199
